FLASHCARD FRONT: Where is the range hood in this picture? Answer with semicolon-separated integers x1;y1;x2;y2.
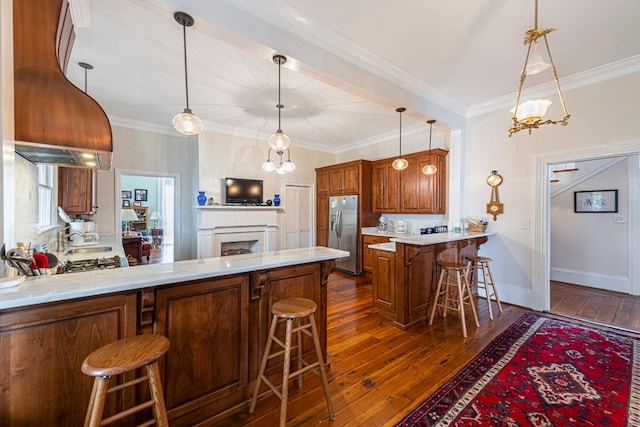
13;0;113;170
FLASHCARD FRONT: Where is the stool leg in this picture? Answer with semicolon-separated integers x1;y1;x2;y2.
84;376;110;427
485;262;503;314
147;361;170;427
309;313;335;420
455;271;468;337
463;272;480;328
296;318;303;389
279;318;294;427
429;269;446;325
250;314;278;414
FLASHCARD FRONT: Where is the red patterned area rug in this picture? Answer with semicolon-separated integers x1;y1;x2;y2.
396;312;640;426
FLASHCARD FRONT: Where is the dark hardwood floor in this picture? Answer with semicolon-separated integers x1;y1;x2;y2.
214;272;529;426
550;280;640;331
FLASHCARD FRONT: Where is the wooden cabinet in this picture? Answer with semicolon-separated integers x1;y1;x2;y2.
328;163;359;194
316;196;329;247
123;206;148;231
154;275;250;426
372;149;448;214
0;293;137;425
372;248;396;320
372;160;400;212
362;234;390;276
58;166;96;215
316;169;329;196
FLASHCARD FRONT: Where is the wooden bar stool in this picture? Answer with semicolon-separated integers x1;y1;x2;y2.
467;255;503;320
429;262;480;337
249;297;334;426
81;334;170;427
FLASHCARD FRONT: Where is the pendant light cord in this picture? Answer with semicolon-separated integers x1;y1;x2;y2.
277;57;283;132
83;66;88;93
182;21;190;111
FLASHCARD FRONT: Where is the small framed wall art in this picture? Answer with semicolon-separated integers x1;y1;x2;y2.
121;190;132;199
134;189;148;201
574;189;618;213
122;200;130;207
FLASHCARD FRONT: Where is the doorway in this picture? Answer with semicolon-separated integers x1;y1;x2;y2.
281;182;314;250
116;169;178;264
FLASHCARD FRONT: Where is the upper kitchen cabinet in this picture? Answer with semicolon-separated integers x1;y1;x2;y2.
372;149;448;214
328;162;361;195
372;160;400;213
58;167;96;215
400;149;448;214
316;169;330;196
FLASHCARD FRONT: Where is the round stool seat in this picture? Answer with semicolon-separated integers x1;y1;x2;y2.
272;297;317;319
82;334;170;377
466;255;492;262
439;262;467;270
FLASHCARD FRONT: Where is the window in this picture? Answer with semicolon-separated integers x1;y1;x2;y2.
38;164;55;228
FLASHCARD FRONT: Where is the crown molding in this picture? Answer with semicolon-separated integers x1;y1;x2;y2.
68;0;92;28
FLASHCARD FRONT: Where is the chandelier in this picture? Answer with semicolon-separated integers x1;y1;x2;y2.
263;54;295;174
509;0;569;137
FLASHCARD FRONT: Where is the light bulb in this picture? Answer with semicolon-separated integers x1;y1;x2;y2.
283;160;296;173
422;163;438;175
511;99;552;124
262;160;276;172
525;41;550;75
392;158;408;171
276;165;287;175
173;110;203;135
268;131;291;150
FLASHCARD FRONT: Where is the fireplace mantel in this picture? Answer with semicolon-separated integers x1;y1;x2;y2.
196;206;281;258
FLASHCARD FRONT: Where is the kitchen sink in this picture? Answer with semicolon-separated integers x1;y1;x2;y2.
65;246;113;255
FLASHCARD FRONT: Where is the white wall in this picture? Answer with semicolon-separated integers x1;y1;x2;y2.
550;160;630;292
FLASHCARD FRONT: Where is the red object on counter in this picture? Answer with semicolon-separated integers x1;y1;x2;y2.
33;253;49;268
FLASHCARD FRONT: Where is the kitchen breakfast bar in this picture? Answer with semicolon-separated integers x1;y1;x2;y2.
0;247;347;426
366;231;494;330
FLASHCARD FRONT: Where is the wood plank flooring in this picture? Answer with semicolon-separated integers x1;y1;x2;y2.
550;280;640;331
213;272;529;426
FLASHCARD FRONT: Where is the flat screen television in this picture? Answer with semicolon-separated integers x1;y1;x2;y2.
224;178;263;205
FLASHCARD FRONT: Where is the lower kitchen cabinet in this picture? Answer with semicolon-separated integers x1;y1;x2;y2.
372;248;396;320
362;234;390;276
0;292;138;425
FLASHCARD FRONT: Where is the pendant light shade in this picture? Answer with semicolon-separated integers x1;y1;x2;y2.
422;119;438;176
392;107;408;171
263;54;295;174
173;11;203;136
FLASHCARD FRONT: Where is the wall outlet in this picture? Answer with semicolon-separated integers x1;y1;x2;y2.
613;215;626;224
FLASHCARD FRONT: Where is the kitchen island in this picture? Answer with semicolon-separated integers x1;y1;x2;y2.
0;247;348;426
366;231;493;329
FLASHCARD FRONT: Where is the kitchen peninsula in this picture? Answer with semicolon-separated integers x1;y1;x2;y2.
366;230;494;329
0;247;348;426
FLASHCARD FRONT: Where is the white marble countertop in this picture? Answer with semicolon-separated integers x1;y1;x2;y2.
366;231;495;252
0;247;349;311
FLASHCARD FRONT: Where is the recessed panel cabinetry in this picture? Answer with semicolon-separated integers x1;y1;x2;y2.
362;235;390;276
372;149;448;214
58;167;96;215
328;163;359;194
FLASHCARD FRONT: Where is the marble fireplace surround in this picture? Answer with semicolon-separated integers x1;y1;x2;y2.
196;206;280;258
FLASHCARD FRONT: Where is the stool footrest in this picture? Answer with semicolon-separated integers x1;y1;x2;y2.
101;399;155;425
107;375;149;394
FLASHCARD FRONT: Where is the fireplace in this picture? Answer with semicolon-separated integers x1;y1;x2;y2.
196;206;279;259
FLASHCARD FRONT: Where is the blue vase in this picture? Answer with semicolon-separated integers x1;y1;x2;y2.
273;194;281;206
197;191;207;206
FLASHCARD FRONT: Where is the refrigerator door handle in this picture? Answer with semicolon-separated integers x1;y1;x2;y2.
336;208;342;239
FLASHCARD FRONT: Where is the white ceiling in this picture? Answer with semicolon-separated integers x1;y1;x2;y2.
65;0;640;153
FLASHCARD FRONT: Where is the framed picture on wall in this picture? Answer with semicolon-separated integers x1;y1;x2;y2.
122;200;130;207
134;189;148;201
133;202;142;207
574;189;618;213
121;190;132;199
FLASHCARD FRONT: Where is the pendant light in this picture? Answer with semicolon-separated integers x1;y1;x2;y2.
391;107;408;171
79;62;97;167
263;54;295;174
422;119;437;175
509;0;569;136
172;11;203;136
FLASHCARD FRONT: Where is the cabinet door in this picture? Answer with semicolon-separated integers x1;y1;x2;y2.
316;169;329;196
328;168;344;194
400;159;420;212
316;196;328;247
58;166;94;214
0;293;137;425
416;152;447;214
372;162;399;213
372;249;396;319
154;276;249;425
342;164;359;194
362;235;390;273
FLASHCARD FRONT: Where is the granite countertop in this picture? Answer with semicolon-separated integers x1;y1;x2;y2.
0;247;349;310
367;231;495;253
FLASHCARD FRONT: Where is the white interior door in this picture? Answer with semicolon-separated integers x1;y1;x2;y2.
282;183;313;250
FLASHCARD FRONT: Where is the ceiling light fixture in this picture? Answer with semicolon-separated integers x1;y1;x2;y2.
422;119;437;175
79;62;97;167
509;0;569;137
263;54;295;174
392;107;408;171
172;11;203;136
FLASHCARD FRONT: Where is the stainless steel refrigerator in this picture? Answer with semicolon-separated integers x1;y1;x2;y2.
328;195;360;275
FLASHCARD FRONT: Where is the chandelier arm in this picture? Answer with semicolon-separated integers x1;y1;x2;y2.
542;34;570;120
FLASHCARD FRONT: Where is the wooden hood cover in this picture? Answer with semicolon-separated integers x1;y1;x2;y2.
13;0;113;169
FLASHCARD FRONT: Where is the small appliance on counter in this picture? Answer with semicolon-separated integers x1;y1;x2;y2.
58;207;99;247
377;216;387;232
